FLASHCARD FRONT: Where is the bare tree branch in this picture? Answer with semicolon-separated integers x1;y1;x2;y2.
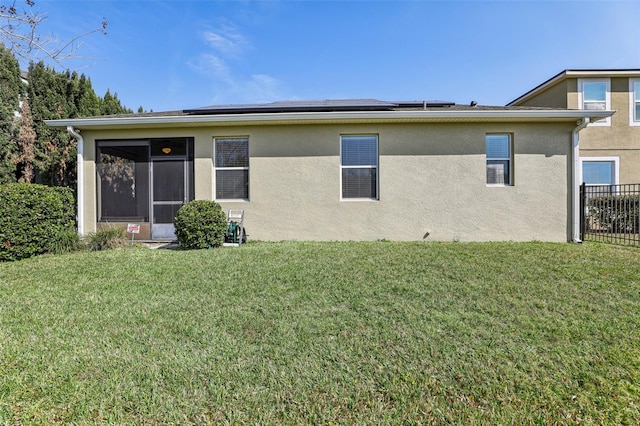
0;0;107;64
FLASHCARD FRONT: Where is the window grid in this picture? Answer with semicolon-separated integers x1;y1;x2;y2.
486;134;513;186
340;135;378;200
214;137;249;200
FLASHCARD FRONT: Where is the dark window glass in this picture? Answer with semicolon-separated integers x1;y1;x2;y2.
215;138;249;167
341;136;377;166
216;170;249;199
342;168;377;199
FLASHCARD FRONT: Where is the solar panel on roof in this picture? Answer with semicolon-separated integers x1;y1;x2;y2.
182;99;456;115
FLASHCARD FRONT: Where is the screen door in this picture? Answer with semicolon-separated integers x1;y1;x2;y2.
151;159;186;239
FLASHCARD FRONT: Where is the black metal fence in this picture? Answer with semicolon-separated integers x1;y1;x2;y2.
580;183;640;245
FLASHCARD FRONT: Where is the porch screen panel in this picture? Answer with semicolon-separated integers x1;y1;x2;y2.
154;204;182;224
97;144;149;221
153;160;185;202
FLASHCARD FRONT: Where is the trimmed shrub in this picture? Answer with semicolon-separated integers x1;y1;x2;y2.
0;183;76;261
51;229;81;254
84;226;129;251
174;200;227;249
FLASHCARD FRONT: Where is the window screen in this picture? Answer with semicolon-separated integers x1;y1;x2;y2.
214;137;249;200
486;134;512;186
341;135;378;199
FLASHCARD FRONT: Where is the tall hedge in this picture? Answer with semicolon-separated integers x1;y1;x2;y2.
0;183;76;261
0;45;23;184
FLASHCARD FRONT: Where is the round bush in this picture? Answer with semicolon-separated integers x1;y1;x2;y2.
0;183;76;261
174;200;227;249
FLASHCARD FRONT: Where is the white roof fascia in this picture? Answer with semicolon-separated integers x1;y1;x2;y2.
564;70;640;78
46;109;615;130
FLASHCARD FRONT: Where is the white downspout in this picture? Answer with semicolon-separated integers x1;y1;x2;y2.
572;117;590;242
66;126;84;236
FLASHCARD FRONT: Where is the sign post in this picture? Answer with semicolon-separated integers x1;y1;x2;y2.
127;223;140;244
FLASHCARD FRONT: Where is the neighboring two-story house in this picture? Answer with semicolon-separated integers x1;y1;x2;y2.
508;69;640;186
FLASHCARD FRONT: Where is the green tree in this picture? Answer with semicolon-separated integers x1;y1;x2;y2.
0;44;23;183
27;61;73;186
101;89;132;115
1;39;137;188
14;97;36;182
26;61;133;186
76;74;101;117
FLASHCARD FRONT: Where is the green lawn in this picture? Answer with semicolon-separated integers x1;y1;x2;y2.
1;241;639;424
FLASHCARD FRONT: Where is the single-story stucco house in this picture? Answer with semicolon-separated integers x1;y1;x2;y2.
45;99;613;242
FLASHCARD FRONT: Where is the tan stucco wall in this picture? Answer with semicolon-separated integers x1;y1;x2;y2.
516;80;569;108
580;149;640;184
80;122;573;242
572;78;640;183
518;76;640;184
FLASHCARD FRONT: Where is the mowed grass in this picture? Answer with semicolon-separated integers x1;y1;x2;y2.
1;241;639;425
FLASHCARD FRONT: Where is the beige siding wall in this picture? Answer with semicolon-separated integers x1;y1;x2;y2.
517;81;569;108
567;77;640;183
81;122;573;242
517;76;640;184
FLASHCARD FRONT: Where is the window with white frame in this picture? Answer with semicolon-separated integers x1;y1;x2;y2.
578;78;610;126
341;135;378;199
214;137;249;200
630;79;640;125
581;157;619;186
486;134;512;186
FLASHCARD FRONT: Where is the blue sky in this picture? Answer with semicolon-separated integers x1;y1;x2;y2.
32;0;640;112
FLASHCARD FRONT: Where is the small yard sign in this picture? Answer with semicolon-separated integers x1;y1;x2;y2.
127;223;140;234
127;223;140;244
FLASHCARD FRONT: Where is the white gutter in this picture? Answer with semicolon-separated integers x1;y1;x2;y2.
572;117;590;243
45;109;615;129
66;126;85;236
